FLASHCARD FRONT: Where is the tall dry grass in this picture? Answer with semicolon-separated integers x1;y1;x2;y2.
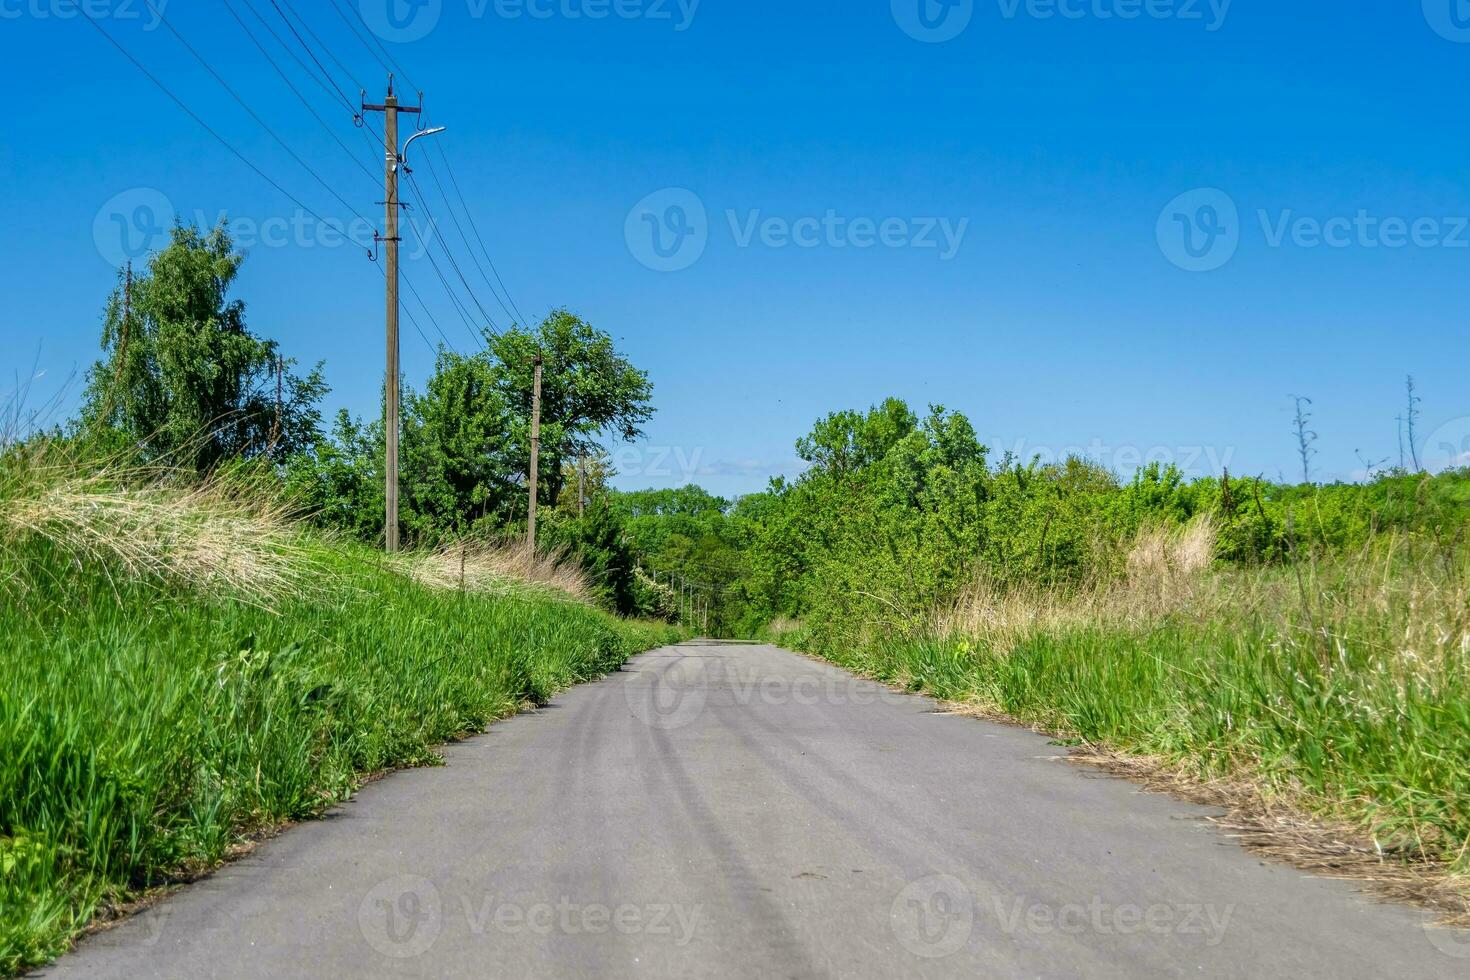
396;537;592;603
0;442;598;609
935;517;1222;645
935;516;1470;686
0;442;307;605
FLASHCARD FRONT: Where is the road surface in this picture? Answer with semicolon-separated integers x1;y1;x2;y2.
42;641;1469;978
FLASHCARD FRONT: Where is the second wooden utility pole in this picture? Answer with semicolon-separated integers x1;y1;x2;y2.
364;76;421;553
577;455;586;516
527;352;543;554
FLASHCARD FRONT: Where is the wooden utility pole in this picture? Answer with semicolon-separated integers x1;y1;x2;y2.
364;76;422;553
577;455;586;516
527;353;543;554
269;355;283;451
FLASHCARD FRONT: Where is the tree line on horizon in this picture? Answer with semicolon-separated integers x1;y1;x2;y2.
26;220;1469;634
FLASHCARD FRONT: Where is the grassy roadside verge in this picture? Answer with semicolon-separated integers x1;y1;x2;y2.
0;462;681;975
777;535;1470;921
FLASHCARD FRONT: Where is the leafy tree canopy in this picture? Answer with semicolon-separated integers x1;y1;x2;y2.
79;222;326;471
488;310;654;505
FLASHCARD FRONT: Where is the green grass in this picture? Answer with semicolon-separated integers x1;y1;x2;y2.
0;530;679;975
789;547;1470;877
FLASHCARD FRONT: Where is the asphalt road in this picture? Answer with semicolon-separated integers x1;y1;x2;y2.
42;641;1470;979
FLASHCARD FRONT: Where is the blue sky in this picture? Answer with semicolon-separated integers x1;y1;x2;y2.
3;1;1468;497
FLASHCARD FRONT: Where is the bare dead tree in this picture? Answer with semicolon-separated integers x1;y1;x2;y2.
1355;449;1389;482
1290;395;1317;485
1405;376;1422;472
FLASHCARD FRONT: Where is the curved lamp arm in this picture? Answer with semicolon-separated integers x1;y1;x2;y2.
400;126;447;168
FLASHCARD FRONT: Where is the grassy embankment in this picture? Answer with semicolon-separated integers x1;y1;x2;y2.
0;448;681;975
780;520;1470;916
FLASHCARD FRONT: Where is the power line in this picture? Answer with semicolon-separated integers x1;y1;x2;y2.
374;253;442;356
433;140;529;327
326;0;419;95
77;9;342;229
400;264;460;354
141;0;374;226
265;0;359;110
221;0;379;191
234;0;384;171
237;0;385;159
403;209;491;350
325;0;399;85
235;0;359;118
264;2;505;349
404;169;503;333
417;144;521;325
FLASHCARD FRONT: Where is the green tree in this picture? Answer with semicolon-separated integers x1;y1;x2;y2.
283;410;384;541
401;350;517;539
79;223;326;471
488;310;654;508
